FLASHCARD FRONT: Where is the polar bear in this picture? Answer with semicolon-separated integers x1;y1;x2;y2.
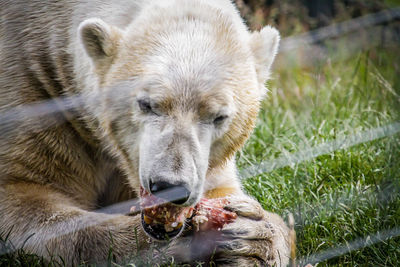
0;0;290;266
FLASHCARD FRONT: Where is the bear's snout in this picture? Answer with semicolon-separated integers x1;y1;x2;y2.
149;180;191;206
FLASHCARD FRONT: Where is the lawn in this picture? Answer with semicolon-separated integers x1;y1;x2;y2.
237;42;400;266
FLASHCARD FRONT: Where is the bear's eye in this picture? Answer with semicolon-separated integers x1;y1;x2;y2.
137;99;153;114
213;115;228;125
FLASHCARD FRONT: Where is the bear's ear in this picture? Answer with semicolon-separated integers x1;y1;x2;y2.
78;18;121;64
250;26;280;85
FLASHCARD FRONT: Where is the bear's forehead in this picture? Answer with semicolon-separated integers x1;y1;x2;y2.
144;58;224;94
123;13;250;88
138;44;237;108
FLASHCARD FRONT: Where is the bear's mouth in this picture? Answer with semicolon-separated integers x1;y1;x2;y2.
140;187;194;241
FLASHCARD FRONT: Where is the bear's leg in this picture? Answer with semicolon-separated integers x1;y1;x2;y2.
0;182;150;265
204;159;292;267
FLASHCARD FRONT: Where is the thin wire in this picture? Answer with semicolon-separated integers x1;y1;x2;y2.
0;80;143;135
0;187;188;256
0;94;84;133
292;181;400;230
300;227;400;265
239;121;400;179
280;7;400;52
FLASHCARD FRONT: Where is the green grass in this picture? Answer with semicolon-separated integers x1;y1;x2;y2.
237;44;400;266
1;35;399;267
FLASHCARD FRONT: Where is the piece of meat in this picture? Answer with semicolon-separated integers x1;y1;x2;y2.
192;198;237;232
139;187;237;235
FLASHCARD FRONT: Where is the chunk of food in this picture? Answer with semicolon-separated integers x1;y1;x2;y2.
192;198;237;232
139;187;237;240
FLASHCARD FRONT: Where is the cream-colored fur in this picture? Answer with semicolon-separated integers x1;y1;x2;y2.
0;0;290;265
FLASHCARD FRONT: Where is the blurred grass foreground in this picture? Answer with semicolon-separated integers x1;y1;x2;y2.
1;0;400;266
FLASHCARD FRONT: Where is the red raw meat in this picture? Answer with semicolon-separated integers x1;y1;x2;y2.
192;198;237;231
138;186;237;234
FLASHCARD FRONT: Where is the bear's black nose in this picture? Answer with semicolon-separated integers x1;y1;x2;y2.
150;180;190;205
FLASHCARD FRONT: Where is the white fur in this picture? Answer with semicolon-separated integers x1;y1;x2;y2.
76;0;287;264
1;0;288;265
75;0;282;215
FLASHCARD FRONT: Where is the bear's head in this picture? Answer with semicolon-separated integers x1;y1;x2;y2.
78;0;279;237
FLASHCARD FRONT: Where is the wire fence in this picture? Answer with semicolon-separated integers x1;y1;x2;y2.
1;7;399;266
2;116;399;264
